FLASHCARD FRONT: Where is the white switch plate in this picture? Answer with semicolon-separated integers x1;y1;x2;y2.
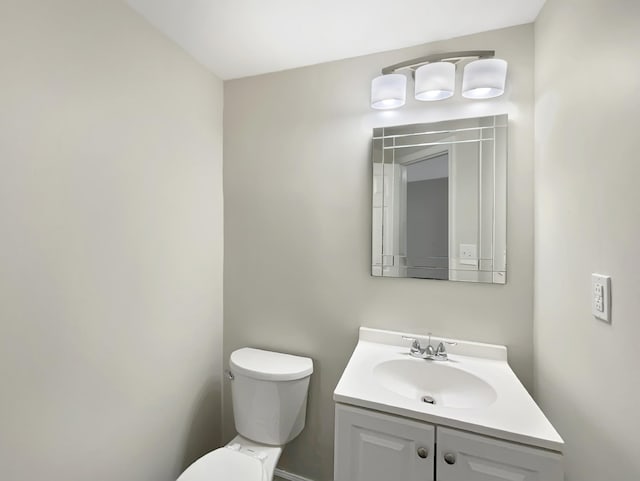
591;273;611;323
460;244;478;266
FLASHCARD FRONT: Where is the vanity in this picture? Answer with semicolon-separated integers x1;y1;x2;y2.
333;328;564;481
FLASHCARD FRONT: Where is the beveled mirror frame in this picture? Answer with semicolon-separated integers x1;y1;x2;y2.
371;114;507;284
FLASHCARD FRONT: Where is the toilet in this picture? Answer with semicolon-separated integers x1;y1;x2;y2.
177;347;313;481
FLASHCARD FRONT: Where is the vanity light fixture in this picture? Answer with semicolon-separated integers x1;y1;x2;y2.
461;58;508;99
415;61;455;101
371;73;407;109
370;50;507;109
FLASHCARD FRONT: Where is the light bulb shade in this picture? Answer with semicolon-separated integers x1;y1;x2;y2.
371;74;407;109
415;62;455;101
462;58;508;99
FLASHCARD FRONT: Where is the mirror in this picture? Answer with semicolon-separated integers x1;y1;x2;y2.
371;114;507;284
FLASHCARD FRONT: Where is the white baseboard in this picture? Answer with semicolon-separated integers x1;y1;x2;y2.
274;467;316;481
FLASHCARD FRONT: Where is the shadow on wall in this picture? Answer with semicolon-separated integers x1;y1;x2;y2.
180;380;222;472
540;371;638;481
276;357;330;477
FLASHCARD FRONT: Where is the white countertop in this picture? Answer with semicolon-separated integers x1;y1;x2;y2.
333;327;564;452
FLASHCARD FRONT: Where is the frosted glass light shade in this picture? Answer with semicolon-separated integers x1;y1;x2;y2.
462;58;508;99
371;74;407;109
415;62;455;101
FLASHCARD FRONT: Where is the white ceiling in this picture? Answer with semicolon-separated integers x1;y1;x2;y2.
126;0;546;80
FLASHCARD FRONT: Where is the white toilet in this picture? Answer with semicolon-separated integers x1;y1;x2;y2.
177;347;313;481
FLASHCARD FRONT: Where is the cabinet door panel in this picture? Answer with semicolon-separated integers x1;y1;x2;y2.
335;404;435;481
436;427;563;481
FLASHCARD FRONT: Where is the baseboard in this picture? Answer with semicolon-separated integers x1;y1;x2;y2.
274;467;317;481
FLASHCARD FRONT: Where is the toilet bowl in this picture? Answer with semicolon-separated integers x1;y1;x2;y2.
177;348;313;481
176;435;281;481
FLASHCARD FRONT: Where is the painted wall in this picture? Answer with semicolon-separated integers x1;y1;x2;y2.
534;1;640;480
0;1;223;480
224;24;534;481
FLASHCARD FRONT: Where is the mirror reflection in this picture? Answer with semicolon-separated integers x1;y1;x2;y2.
371;115;507;284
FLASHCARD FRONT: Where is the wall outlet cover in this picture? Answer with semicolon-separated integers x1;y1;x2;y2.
591;273;611;323
460;244;478;266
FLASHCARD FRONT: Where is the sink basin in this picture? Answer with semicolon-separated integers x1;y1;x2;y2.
333;328;565;451
372;359;497;409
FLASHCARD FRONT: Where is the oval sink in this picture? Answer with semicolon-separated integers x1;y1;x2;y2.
372;359;497;409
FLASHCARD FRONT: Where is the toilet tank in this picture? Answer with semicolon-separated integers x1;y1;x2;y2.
229;348;313;445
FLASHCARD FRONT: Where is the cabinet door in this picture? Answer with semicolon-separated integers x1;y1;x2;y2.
335;404;435;481
436;427;563;481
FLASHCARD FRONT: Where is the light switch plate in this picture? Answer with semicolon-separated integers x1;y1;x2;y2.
591;273;611;323
460;244;478;266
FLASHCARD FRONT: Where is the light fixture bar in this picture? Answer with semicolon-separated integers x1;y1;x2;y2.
381;50;495;75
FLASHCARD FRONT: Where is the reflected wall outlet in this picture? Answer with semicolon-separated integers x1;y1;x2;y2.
460;244;477;266
592;273;611;323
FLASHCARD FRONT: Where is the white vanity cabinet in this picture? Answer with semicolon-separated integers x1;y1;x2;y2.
335;404;563;481
335;404;435;481
436;427;563;481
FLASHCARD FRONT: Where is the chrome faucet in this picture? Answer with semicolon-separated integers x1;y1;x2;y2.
403;333;457;361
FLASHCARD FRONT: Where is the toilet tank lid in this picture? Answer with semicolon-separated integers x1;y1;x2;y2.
230;348;313;381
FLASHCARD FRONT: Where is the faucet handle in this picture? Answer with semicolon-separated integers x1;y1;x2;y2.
434;340;457;359
402;335;418;343
402;336;423;357
402;336;421;348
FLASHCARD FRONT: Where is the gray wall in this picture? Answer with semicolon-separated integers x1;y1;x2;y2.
0;1;224;480
224;24;534;481
534;0;640;480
